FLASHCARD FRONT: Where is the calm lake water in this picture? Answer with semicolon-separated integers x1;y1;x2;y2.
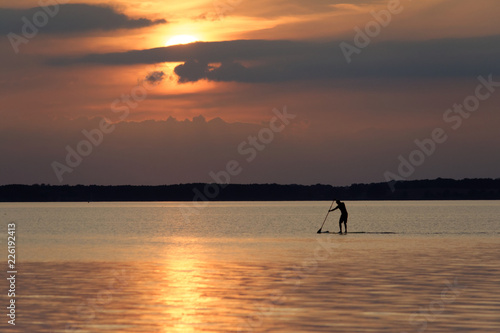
1;201;499;332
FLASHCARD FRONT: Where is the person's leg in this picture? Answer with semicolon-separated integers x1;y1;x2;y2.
338;217;343;234
344;221;347;234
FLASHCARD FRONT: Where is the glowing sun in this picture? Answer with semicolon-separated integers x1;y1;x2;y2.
165;35;198;46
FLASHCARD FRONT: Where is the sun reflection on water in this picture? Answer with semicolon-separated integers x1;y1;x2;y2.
3;237;500;332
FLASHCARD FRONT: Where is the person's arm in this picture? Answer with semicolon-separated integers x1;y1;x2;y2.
329;206;338;212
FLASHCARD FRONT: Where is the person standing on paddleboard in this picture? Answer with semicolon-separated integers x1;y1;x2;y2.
329;200;348;234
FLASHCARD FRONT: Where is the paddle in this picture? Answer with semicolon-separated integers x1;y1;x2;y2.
317;200;335;233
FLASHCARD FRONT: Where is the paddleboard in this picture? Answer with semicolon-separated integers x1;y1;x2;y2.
318;231;396;234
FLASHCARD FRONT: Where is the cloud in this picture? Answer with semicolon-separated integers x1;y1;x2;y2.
48;35;500;83
0;4;166;34
2;106;499;185
194;0;381;21
0;115;264;185
173;60;248;83
144;71;166;85
174;59;209;83
49;39;313;65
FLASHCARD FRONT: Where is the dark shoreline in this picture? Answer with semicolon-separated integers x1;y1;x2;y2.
1;178;499;202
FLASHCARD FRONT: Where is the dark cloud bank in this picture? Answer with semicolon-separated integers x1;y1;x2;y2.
47;35;500;83
1;113;499;185
0;4;166;34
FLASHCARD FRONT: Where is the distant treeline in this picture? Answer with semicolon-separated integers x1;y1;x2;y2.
0;178;499;202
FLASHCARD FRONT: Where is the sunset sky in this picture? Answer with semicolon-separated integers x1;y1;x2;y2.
1;0;499;185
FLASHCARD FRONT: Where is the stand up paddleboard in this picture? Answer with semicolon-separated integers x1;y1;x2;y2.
318;231;396;234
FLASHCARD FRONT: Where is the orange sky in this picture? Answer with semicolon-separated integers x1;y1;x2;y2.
1;0;499;185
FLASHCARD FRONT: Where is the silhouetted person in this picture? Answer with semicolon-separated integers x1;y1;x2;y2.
329;200;348;234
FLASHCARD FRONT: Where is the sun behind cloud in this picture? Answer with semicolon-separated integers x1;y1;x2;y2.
165;34;198;46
